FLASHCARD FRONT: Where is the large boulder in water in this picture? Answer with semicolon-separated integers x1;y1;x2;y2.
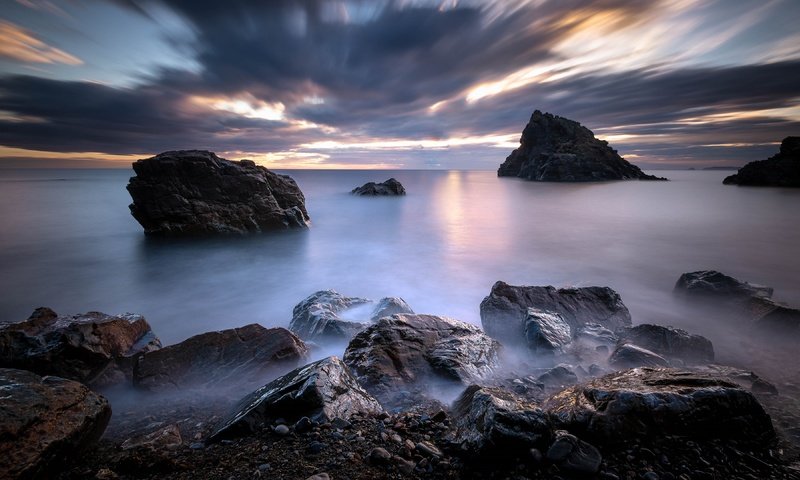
544;367;775;445
351;178;406;196
0;368;112;479
498;110;667;182
343;314;501;401
723;137;800;187
127;150;310;236
133;324;308;393
480;281;631;348
0;308;161;388
209;356;383;441
289;290;413;342
616;324;714;365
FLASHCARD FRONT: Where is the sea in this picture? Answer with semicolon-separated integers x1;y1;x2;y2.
1;168;798;348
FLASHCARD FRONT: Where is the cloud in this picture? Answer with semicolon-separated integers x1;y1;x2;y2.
0;20;82;65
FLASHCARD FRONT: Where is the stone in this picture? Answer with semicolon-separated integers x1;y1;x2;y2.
121;424;182;451
544;368;775;444
524;309;572;355
480;281;631;347
0;308;160;388
343;314;501;401
616;324;714;364
450;385;552;455
0;369;111;479
351;178;406;196
674;271;773;300
574;323;617;349
370;297;414;321
133;324;307;393
546;430;602;474
723;137;800;187
368;447;392;465
274;424;290;435
498;110;667;182
536;365;579;387
306;474;330;480
209;356;383;441
416;440;443;457
127;150;309;236
608;344;669;369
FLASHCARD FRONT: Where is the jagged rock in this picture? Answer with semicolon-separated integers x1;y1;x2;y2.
133;324;307;393
536;365;579;388
343;314;501;401
524;309;572;355
724;137;800;187
450;385;552;455
546;430;602;474
289;290;414;342
121;424;182;451
0;308;160;388
674;270;773;300
498;110;667;182
480;281;631;347
608;344;669;369
617;324;714;364
351;178;406;196
544;368;775;444
693;365;779;396
0;369;111;479
574;323;617;348
126;150;309;236
210;356;383;441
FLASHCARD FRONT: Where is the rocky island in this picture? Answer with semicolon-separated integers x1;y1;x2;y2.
723;136;800;187
127;150;310;236
499;111;667;182
351;178;406;196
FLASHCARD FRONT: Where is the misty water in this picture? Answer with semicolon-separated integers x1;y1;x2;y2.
1;168;799;356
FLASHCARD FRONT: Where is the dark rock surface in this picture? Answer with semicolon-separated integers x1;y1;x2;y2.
126;150;309;236
351;178;406;196
675;270;773;300
545;430;602;474
0;368;111;479
210;356;383;441
617;324;714;364
0;308;160;388
289;290;413;342
608;343;669;369
544;367;775;444
498;110;667;182
343;314;501;402
133;324;308;393
523;309;572;355
723;136;800;187
480;281;631;347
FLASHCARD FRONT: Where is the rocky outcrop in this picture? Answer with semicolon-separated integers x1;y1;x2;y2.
617;324;714;364
544;368;775;444
674;270;773;300
0;308;160;388
343;314;501;401
0;369;111;479
351;178;406;196
210;356;383;441
498;110;666;182
133;324;307;393
723;137;800;187
289;290;414;342
127;150;309;236
480;281;631;348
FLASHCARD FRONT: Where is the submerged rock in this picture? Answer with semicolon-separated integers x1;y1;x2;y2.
544;367;775;444
343;314;501;401
498;110;667;182
723;136;800;187
480;281;631;348
351;178;406;196
127;150;309;236
133;324;307;393
0;308;160;388
0;368;111;479
210;356;383;441
674;270;773;300
617;324;714;364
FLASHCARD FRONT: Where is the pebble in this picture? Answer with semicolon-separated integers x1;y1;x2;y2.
306;441;327;454
416;440;442;457
257;464;271;472
368;447;392;465
295;417;315;434
642;472;659;480
330;418;352;430
305;474;329;480
189;442;205;450
274;424;290;436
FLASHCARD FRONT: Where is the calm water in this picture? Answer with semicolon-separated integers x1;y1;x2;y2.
1;169;798;345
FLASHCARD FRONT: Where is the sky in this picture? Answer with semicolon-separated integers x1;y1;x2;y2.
0;0;799;169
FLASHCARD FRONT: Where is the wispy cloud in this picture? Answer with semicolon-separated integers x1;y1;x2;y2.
0;20;81;65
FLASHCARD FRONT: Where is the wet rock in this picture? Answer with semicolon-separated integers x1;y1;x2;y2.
133;324;306;393
210;356;383;441
524;309;572;355
121;424;182;451
480;281;631;347
450;385;552;455
343;314;501;401
289;290;413;342
575;323;617;349
544;368;775;444
351;178;406;196
0;308;160;388
546;430;602;474
617;324;714;364
608;344;669;369
536;365;579;388
127;150;309;236
674;271;773;301
723;136;800;187
273;424;290;436
0;368;111;479
498;110;667;182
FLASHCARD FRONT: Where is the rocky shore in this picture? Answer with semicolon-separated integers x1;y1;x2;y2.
2;272;800;479
723;137;800;187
